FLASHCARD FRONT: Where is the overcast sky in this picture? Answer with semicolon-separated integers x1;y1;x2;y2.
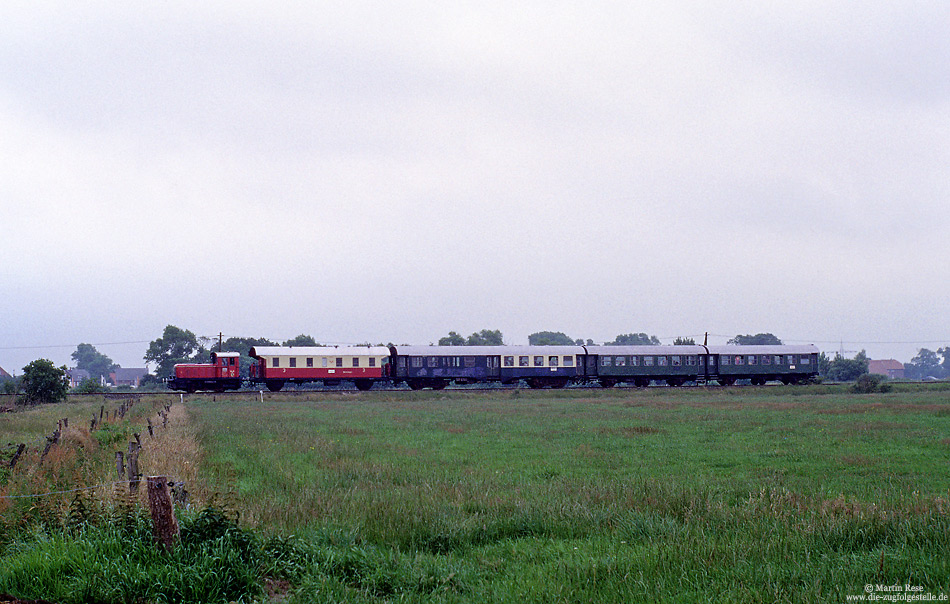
1;1;948;373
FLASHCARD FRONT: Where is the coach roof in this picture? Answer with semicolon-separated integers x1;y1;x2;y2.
391;345;586;356
249;346;391;357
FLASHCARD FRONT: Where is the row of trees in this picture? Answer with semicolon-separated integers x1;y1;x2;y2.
436;331;784;347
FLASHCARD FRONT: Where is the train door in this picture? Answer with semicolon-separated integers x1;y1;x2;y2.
487;356;501;379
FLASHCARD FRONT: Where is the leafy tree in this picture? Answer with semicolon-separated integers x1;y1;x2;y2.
145;325;207;379
728;333;783;345
438;331;467;346
467;329;504;346
608;333;660;346
71;343;117;383
528;331;576;346
282;334;319;347
20;359;69;404
823;351;869;382
673;337;696;345
907;348;943;380
2;376;20;395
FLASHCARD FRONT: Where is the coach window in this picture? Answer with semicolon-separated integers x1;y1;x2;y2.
353;358;360;367
602;356;612;367
427;357;439;368
748;355;757;365
658;356;668;366
763;355;771;365
630;356;639;367
465;356;476;368
369;358;376;367
534;356;544;367
721;356;729;366
787;355;795;365
774;355;783;365
671;356;681;367
290;358;297;368
549;356;559;367
272;357;279;368
708;356;715;366
734;355;743;365
519;356;529;367
307;358;314;368
336;357;343;368
504;356;514;367
801;356;811;365
411;357;423;368
615;356;625;367
563;356;573;366
644;356;654;366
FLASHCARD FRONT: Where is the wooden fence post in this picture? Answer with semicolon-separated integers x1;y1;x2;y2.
147;418;153;437
9;444;25;469
147;476;180;553
116;451;125;478
127;442;140;494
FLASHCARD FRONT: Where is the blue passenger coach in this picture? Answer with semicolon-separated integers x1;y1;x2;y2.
389;345;586;389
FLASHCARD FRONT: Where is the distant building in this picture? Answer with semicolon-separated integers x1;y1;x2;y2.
67;368;92;388
0;366;12;382
111;368;148;388
868;359;905;380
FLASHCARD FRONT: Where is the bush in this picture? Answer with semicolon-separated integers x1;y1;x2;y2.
71;378;109;395
851;373;892;394
20;360;69;404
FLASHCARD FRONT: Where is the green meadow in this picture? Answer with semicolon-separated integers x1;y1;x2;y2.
1;385;949;603
189;386;950;602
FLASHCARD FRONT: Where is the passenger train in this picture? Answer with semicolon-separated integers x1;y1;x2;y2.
168;343;820;392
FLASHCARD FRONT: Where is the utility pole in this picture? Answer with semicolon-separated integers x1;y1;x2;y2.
218;332;224;352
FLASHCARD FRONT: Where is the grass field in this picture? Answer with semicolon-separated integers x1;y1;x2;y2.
187;386;950;602
1;385;949;602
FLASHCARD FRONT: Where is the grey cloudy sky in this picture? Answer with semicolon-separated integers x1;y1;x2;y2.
1;1;948;372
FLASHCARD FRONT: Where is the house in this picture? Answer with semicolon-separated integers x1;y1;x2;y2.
868;359;905;380
111;368;148;388
67;368;92;388
0;366;11;380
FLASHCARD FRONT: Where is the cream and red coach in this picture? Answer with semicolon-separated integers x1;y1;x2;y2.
249;346;392;391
